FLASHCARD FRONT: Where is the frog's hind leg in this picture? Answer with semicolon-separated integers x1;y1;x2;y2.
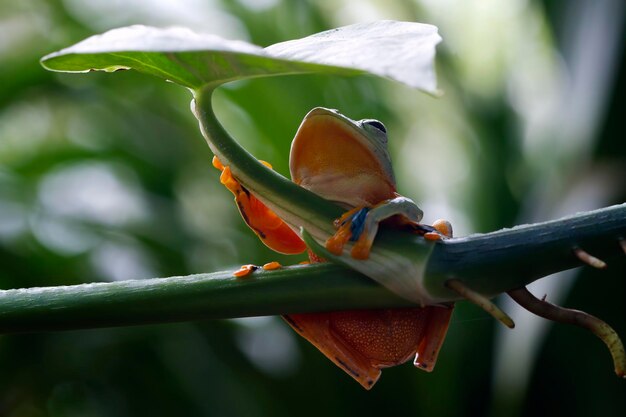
413;305;454;371
283;313;382;389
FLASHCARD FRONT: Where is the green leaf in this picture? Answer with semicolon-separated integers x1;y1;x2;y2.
41;21;441;92
40;20;444;304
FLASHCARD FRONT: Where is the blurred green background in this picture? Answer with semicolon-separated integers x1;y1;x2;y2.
1;0;625;416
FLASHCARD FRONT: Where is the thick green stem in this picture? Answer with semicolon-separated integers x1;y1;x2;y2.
0;204;623;334
0;264;413;334
424;203;626;300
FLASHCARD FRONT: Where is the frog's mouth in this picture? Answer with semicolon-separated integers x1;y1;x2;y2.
289;107;396;207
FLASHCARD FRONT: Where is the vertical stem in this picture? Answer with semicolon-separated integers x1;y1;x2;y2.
192;87;340;239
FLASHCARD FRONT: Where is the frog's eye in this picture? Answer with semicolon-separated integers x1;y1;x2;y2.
362;119;387;134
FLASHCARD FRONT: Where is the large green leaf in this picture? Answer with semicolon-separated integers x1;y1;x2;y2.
41;21;441;92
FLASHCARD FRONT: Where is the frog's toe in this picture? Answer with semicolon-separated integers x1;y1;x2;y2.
326;228;352;255
233;264;257;278
262;261;282;270
412;219;453;241
432;219;453;238
350;229;376;260
325;207;369;256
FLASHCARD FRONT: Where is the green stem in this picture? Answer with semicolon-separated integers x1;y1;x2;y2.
0;204;623;334
424;203;626;300
0;264;413;334
192;86;340;238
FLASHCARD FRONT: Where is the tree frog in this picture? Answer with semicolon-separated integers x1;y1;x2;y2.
214;107;453;389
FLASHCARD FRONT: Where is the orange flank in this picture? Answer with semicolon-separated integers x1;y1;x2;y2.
233;264;257;278
262;261;282;270
212;156;306;255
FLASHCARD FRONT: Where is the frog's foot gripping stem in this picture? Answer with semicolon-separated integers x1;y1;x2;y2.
326;197;452;260
423;219;453;241
326;196;423;260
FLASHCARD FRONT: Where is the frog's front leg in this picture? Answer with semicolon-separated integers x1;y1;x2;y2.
326;197;452;260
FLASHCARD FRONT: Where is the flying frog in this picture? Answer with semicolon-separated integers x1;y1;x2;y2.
213;107;453;389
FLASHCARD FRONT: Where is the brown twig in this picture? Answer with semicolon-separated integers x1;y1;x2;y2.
446;279;515;329
507;287;625;378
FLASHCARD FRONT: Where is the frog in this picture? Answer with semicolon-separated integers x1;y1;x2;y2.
213;107;453;389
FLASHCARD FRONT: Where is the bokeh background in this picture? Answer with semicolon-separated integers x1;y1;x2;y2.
1;0;625;416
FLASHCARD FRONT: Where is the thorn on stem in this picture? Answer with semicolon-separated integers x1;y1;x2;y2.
573;247;607;269
507;287;626;378
446;279;515;329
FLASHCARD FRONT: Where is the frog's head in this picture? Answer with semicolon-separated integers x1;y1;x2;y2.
289;107;397;207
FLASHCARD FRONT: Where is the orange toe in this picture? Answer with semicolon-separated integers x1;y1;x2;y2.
233;264;257;278
423;232;441;241
262;261;282;270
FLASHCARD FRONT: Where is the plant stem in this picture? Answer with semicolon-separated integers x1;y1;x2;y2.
424;203;626;300
0;204;623;334
0;264;412;334
193;87;341;239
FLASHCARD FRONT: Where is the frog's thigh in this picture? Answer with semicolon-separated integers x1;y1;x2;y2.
284;308;432;389
283;313;382;389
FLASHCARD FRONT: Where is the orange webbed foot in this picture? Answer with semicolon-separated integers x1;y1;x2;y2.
325;207;365;256
325;196;425;260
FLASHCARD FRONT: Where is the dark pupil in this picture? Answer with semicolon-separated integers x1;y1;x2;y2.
364;120;386;133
